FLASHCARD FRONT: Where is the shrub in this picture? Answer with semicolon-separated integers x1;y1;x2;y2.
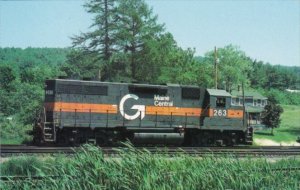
0;118;32;144
0;156;43;176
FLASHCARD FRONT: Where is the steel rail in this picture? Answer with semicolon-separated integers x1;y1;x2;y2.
1;145;300;156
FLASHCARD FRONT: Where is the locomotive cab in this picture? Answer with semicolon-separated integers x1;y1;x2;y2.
197;89;251;145
207;89;231;118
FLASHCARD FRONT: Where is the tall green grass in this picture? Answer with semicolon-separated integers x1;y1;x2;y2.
0;156;43;176
1;144;300;190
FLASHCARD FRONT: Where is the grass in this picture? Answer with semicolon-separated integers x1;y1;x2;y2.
254;105;300;143
0;137;27;145
1;144;300;190
0;156;44;176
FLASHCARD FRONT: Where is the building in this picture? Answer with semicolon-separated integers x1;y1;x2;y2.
231;90;267;128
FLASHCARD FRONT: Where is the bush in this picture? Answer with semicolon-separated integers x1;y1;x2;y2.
0;118;32;144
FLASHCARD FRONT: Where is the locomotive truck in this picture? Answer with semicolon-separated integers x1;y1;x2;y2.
32;79;253;146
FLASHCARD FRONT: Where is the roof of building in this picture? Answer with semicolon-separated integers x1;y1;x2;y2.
231;90;267;100
207;89;232;97
245;106;264;113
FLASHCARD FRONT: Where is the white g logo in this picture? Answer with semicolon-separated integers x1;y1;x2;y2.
119;94;145;120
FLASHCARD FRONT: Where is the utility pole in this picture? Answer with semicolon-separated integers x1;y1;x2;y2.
242;82;246;127
214;46;218;89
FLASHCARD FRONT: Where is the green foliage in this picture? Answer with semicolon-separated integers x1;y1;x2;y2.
158;47;211;86
0;48;67;118
60;50;101;80
0;48;69;143
203;45;253;90
69;0;166;81
13;83;44;124
0;65;16;91
250;61;300;90
73;0;118;60
0;88;15;116
262;103;283;132
0;156;43;176
132;33;174;83
71;0;119;80
258;88;300;105
0;117;32;144
116;0;165;80
0;47;69;68
1;145;300;189
0;79;43;125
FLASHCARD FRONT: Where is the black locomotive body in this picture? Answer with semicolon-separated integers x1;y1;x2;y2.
33;79;253;146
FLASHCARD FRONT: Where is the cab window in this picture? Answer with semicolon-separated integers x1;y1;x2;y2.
216;97;226;108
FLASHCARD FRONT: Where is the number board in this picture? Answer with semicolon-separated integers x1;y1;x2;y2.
213;109;227;117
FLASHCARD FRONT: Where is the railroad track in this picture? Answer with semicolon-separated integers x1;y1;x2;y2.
1;144;300;157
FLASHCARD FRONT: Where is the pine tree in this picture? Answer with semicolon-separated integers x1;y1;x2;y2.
116;0;164;80
71;0;118;80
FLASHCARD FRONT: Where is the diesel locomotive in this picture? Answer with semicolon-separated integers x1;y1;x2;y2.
32;79;253;146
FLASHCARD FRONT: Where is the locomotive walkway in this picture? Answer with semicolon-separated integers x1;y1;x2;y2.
1;144;300;157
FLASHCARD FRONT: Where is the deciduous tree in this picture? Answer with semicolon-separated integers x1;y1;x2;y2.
262;99;283;135
204;45;252;90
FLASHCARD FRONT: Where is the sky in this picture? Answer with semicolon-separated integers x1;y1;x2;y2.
0;0;299;66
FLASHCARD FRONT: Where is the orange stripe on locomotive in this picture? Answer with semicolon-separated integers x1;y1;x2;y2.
45;102;243;119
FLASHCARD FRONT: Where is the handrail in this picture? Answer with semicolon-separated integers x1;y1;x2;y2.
89;109;91;128
53;108;201;115
50;108;204;128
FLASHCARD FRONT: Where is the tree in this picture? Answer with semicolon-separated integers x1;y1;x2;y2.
136;33;176;83
0;65;16;92
71;0;119;80
69;0;166;82
204;45;252;90
116;0;164;80
158;47;200;85
60;50;101;80
262;101;283;135
249;60;268;88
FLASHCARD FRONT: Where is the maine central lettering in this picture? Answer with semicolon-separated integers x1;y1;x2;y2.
154;95;173;107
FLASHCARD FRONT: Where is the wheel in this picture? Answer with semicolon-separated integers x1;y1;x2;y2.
96;133;110;146
190;134;201;146
199;132;216;146
223;136;235;147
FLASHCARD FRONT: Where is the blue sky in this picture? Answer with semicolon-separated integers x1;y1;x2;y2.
0;0;299;66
